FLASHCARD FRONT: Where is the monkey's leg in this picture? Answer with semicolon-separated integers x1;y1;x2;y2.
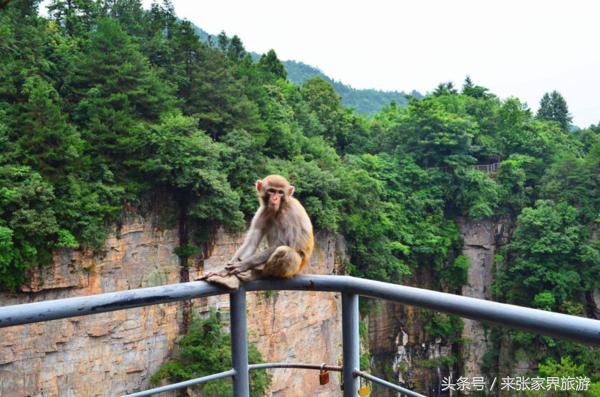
262;246;302;278
198;269;229;280
225;246;277;274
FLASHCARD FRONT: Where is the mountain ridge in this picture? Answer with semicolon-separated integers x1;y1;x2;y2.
192;24;421;116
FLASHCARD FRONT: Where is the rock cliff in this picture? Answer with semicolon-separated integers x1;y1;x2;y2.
366;274;454;396
365;218;508;396
457;218;496;381
0;214;345;397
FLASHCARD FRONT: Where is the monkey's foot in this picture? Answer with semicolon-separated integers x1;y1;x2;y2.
203;273;241;290
235;270;255;282
196;271;220;280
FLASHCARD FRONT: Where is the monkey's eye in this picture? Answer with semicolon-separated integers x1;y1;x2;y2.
267;188;285;196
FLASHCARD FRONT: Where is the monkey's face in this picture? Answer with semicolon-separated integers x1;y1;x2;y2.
256;175;295;212
265;187;286;211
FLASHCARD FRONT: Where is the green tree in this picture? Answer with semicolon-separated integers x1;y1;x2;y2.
541;153;598;223
169;21;259;139
227;35;246;61
300;77;366;153
69;18;173;166
401;98;477;168
462;76;489;99
258;49;287;80
151;311;270;397
498;200;600;308
14;75;83;177
451;168;499;218
433;81;458;96
0;166;59;291
47;0;100;36
126;112;244;241
496;154;541;215
537;91;572;130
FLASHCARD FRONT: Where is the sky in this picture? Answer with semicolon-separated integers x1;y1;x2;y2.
146;0;600;128
35;0;593;127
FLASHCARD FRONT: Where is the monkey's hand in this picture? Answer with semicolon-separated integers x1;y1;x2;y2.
225;261;250;275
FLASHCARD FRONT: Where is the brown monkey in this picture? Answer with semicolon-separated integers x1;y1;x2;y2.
202;175;314;288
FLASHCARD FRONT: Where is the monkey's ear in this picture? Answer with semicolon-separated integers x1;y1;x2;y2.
288;185;295;197
255;180;264;192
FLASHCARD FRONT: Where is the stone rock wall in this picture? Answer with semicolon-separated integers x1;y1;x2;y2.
365;218;508;396
0;215;345;397
457;218;496;381
591;289;600;320
366;292;453;396
0;214;181;397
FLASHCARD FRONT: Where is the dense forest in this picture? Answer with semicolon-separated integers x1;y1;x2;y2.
1;0;599;394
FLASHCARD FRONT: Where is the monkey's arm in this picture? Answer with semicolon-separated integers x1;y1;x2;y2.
225;246;278;274
229;212;264;263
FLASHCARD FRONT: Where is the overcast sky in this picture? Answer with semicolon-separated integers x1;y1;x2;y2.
141;1;599;127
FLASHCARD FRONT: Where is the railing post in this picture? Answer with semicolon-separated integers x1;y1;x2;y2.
342;292;359;397
230;288;249;397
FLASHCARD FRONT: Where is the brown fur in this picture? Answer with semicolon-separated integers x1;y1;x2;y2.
201;175;314;288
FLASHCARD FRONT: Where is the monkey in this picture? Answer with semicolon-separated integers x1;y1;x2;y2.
201;175;314;289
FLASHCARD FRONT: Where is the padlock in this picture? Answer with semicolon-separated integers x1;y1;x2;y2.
358;384;371;397
319;363;330;385
358;377;371;397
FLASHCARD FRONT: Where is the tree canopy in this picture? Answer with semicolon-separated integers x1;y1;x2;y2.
1;0;599;387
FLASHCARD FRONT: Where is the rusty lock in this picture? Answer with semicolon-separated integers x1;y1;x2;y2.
319;363;330;385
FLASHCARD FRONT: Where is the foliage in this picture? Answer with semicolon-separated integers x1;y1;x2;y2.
496;200;600;308
398;98;478;168
284;59;416;116
527;356;600;397
439;254;469;292
2;0;600;384
451;168;499;218
126;112;245;237
0;166;58;290
151;311;270;396
258;49;287;80
537;91;572;131
423;312;463;343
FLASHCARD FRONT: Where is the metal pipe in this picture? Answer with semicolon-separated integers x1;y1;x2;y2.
122;369;234;397
342;292;359;397
125;363;342;397
246;276;600;345
230;289;249;397
354;370;426;397
0;280;223;328
1;275;600;345
249;362;342;372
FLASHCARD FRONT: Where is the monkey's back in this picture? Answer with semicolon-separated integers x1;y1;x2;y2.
266;197;314;272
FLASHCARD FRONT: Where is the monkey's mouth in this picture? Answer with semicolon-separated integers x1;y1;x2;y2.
267;203;282;213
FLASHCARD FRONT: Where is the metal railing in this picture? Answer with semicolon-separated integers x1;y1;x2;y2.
468;162;500;173
1;275;600;397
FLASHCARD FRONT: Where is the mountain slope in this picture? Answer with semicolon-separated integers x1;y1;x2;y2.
283;60;422;115
192;24;420;116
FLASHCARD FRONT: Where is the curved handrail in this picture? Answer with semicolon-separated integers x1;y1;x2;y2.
1;275;600;345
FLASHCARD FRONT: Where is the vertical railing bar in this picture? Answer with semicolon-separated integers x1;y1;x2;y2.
342;292;359;397
230;288;249;397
